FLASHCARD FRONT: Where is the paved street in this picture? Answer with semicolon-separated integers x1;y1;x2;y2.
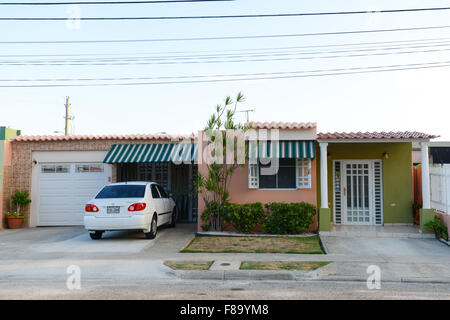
0;224;449;299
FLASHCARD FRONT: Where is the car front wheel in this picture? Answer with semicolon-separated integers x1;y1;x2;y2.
144;215;157;239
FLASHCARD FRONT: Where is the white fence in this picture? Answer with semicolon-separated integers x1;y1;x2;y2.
430;164;450;214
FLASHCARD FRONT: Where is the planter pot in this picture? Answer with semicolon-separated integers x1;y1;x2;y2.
6;216;24;229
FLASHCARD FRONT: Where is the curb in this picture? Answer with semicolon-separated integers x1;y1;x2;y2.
196;232;318;238
176;269;318;281
173;270;450;284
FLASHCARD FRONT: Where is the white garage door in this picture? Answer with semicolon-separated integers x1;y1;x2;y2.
38;163;108;226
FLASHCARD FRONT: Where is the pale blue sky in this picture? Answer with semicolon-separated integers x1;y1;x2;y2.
1;0;450;139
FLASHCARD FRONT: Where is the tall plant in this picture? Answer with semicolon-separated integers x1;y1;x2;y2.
11;190;32;214
195;92;249;231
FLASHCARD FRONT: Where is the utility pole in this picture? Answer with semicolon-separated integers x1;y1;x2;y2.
64;96;70;136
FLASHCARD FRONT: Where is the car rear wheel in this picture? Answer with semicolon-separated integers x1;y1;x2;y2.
89;231;103;240
168;208;177;228
144;215;157;239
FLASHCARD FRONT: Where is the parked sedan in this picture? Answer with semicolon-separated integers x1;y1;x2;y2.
84;182;177;240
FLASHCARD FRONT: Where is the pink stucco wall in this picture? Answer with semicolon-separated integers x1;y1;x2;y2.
196;134;318;232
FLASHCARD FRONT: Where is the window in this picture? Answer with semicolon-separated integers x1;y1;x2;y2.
41;164;70;173
75;164;104;173
95;185;146;199
259;158;296;189
248;158;312;190
297;159;312;189
156;185;168;198
150;184;160;199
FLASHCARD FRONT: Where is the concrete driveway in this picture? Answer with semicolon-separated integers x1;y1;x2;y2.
319;236;450;283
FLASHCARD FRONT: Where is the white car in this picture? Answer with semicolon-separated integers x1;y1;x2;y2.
84;182;177;240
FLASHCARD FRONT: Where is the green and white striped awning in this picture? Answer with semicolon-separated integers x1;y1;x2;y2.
248;141;315;159
103;143;198;163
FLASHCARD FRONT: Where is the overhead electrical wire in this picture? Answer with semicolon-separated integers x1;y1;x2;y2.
3;25;450;44
1;60;450;87
3;45;450;66
2;6;450;20
1;36;450;58
0;0;232;5
3;40;450;63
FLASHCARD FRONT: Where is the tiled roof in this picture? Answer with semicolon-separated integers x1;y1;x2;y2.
12;133;194;142
248;122;317;129
317;131;438;140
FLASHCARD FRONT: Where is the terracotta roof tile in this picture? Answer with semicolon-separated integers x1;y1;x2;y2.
248;121;317;129
12;133;194;142
317;131;438;140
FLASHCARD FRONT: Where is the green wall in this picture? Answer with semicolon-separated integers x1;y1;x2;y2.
0;127;20;141
0;127;20;187
319;142;413;224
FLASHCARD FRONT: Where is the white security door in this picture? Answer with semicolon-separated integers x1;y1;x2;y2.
38;163;108;226
342;161;374;225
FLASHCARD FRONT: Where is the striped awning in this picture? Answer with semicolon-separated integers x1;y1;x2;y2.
248;141;315;159
103;143;198;163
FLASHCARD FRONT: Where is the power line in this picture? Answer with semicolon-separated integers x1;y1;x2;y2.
3;25;450;44
1;60;449;87
3;45;450;66
1;36;450;57
0;0;232;5
2;6;450;20
3;40;450;63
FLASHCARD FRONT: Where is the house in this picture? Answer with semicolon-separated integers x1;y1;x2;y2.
196;122;318;232
316;132;437;233
4;134;198;227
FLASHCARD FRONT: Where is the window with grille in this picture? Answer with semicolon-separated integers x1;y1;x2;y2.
248;158;312;189
296;159;312;189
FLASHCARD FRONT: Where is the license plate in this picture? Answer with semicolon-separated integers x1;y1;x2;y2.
107;206;120;214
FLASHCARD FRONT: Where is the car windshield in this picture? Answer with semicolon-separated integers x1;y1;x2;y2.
95;185;146;199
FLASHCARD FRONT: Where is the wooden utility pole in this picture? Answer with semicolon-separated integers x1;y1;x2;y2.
64;96;70;136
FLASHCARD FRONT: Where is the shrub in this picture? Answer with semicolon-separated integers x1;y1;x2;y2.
222;202;264;234
425;215;449;241
262;202;316;234
200;201;221;231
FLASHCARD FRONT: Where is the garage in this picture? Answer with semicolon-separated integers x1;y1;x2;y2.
29;151;112;227
38;162;108;226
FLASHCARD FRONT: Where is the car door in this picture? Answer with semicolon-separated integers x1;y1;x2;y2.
150;184;164;226
156;184;171;224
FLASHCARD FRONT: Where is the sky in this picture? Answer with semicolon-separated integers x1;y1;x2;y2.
1;0;450;139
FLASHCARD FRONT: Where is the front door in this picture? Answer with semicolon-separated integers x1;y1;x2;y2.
342;161;374;225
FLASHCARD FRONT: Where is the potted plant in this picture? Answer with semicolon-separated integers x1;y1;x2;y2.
5;190;31;229
412;202;422;226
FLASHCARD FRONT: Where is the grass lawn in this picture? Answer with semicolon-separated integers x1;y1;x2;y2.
163;261;214;270
240;261;331;271
181;236;324;254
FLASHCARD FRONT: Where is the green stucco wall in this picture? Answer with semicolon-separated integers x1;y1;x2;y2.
0;127;20;187
0;127;20;141
318;142;413;224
